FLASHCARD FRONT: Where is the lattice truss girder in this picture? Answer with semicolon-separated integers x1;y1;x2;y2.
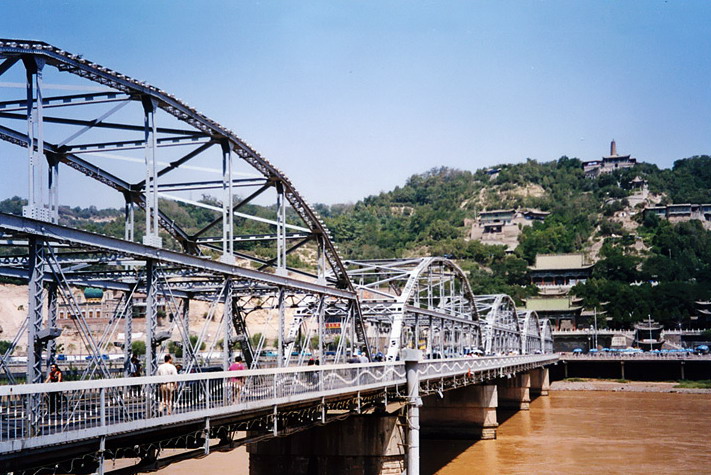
0;39;356;291
0;212;365;380
0;38;376;374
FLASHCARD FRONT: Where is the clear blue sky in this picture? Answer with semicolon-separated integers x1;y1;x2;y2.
2;0;711;208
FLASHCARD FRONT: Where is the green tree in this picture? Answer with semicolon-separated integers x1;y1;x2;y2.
131;340;146;356
0;340;13;355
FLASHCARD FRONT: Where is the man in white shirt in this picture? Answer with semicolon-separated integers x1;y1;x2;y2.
157;354;178;414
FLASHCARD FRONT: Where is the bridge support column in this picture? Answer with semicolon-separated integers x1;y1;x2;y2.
530;367;550;397
497;373;531;410
420;384;499;440
248;414;406;475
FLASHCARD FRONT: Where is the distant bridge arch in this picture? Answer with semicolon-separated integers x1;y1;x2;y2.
346;257;480;360
518;310;542;354
540;318;554;354
475;294;521;355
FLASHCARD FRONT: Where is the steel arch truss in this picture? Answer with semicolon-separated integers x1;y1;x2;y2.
0;39;371;380
0;39;353;289
517;310;542;355
345;258;480;361
475;294;521;355
540;318;554;354
0;212;365;382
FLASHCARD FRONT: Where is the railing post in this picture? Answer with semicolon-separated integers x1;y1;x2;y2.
403;349;421;475
204;417;211;455
100;388;106;427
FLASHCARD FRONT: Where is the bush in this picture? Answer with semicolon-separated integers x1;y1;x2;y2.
131;340;146;356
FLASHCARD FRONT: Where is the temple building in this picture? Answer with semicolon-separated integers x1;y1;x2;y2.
644;204;711;230
582;140;637;178
468;208;550;252
57;288;166;328
523;253;594;330
57;288;122;326
529;254;593;292
522;296;584;331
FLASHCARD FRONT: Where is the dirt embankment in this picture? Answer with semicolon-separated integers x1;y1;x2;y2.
551;380;711;394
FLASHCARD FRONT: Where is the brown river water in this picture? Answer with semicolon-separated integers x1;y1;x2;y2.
422;390;711;475
156;390;711;474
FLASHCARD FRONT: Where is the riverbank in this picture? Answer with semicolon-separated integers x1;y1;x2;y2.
551;379;711;393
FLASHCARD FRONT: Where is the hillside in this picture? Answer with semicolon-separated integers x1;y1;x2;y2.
2;155;711;329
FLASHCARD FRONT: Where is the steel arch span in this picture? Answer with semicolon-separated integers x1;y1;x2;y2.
0;40;554;387
517;310;542;354
345;257;481;361
475;294;522;355
0;39;351;287
0;39;371;381
540;318;554;354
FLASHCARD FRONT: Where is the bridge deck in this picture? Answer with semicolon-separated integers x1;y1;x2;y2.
0;354;556;457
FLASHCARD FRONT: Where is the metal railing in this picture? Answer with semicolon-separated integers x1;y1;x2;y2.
419;354;557;380
0;355;556;454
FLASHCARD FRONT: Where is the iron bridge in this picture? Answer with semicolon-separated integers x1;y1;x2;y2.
0;40;557;472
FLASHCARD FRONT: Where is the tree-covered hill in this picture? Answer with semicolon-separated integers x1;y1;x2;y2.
2;154;710;328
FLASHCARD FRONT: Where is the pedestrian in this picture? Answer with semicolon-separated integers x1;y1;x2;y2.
45;364;63;414
125;354;141;377
157;354;178;415
228;355;246;402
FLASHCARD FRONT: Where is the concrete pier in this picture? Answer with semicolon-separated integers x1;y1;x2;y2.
530;367;550;397
497;373;531;410
248;414;406;475
420;384;499;440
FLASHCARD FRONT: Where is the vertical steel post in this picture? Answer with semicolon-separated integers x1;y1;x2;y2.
47;153;59;224
22;56;54;222
316;237;327;284
47;282;58;365
142;98;161;247
275;183;286;275
181;297;191;364
124;294;133;374
26;237;45;437
145;259;158;376
98;436;106;475
317;296;325;363
350;301;356;357
277;288;285;367
403;349;421;475
221;140;234;262
124;198;134;242
222;281;233;371
204;417;211;455
26;237;45;385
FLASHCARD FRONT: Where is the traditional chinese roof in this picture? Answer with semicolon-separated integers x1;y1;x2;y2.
479;209;515;216
522;297;583;313
530;254;593;271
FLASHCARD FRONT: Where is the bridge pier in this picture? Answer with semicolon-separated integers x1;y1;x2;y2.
247;413;406;475
497;373;531;410
530;367;550;397
420;384;499;440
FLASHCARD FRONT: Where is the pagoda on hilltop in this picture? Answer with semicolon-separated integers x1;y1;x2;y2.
583;140;637;178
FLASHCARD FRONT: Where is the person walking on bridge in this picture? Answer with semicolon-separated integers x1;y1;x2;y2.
45;364;63;415
229;355;246;402
157;354;178;415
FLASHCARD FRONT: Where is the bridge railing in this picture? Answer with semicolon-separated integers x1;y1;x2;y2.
0;363;406;453
0;355;556;453
418;354;558;380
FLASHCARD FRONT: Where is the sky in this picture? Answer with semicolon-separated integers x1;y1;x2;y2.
2;0;711;208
